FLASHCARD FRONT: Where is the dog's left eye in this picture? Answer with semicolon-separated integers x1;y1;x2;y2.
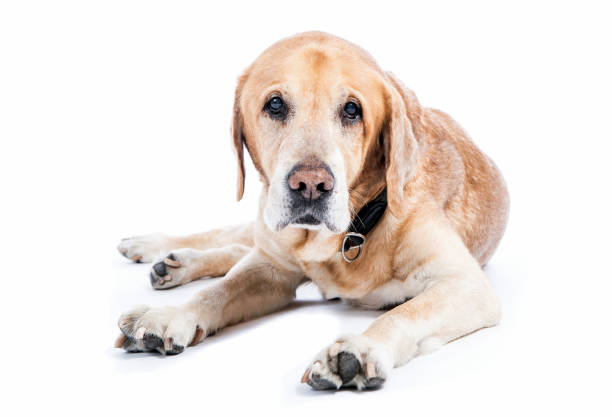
264;96;288;119
342;101;362;121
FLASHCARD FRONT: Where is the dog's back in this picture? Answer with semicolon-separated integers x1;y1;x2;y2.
422;108;509;265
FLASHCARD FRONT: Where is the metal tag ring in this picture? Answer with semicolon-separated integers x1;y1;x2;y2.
341;233;365;263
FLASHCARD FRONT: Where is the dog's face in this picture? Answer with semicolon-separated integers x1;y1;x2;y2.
232;33;417;233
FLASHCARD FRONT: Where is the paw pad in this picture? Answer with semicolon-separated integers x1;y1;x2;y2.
337;351;361;384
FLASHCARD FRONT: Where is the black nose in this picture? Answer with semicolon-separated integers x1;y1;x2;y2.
287;164;334;201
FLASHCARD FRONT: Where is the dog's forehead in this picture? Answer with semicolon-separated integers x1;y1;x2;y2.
246;35;382;98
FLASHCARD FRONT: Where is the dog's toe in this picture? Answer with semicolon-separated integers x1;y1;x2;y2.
164;342;185;356
143;333;164;350
308;374;338;390
364;376;385;390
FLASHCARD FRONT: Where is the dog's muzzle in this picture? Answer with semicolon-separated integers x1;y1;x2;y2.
285;162;334;226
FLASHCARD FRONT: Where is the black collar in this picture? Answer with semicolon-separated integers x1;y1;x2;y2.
340;188;387;262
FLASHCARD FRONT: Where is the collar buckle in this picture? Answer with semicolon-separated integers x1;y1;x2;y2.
341;232;366;263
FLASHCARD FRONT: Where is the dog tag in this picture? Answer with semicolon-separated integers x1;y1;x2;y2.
341;232;365;263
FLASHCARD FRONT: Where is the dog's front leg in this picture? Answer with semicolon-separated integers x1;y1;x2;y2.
117;223;254;263
115;249;304;354
303;227;501;390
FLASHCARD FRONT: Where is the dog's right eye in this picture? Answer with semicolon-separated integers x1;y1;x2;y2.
264;96;288;119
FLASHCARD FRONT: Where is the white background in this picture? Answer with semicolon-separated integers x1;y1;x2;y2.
1;0;611;415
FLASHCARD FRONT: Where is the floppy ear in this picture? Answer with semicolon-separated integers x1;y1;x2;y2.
232;73;248;201
382;72;422;216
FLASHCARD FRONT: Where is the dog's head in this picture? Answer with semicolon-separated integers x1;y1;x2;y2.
232;32;420;233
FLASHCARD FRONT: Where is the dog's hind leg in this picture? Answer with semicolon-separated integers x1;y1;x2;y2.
117;223;254;263
148;244;251;289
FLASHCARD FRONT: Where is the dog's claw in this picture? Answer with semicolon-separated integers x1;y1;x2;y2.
164;254;180;268
114;333;127;348
189;326;204;346
164;337;173;351
301;368;310;383
365;362;376;379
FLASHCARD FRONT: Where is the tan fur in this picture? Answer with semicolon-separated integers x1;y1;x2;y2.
116;32;509;389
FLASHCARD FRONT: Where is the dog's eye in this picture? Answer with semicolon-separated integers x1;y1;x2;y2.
342;101;361;121
264;96;287;119
269;97;283;112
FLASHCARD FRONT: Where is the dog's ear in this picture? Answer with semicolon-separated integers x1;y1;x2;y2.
381;72;422;216
232;72;248;201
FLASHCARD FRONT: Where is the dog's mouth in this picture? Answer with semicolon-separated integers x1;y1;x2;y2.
285;211;325;229
265;185;349;234
280;210;342;233
293;214;321;225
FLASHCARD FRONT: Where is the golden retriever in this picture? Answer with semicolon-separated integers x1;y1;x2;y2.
115;31;509;390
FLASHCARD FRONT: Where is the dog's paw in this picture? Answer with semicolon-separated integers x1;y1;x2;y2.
114;305;204;355
117;233;170;263
149;249;200;289
301;334;393;390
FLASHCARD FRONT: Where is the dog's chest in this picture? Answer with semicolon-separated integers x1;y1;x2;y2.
296;243;418;308
279;226;422;308
303;258;425;309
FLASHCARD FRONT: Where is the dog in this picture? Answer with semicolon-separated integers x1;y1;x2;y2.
115;31;509;390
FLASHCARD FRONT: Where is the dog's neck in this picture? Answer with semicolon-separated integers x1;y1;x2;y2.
348;169;387;218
